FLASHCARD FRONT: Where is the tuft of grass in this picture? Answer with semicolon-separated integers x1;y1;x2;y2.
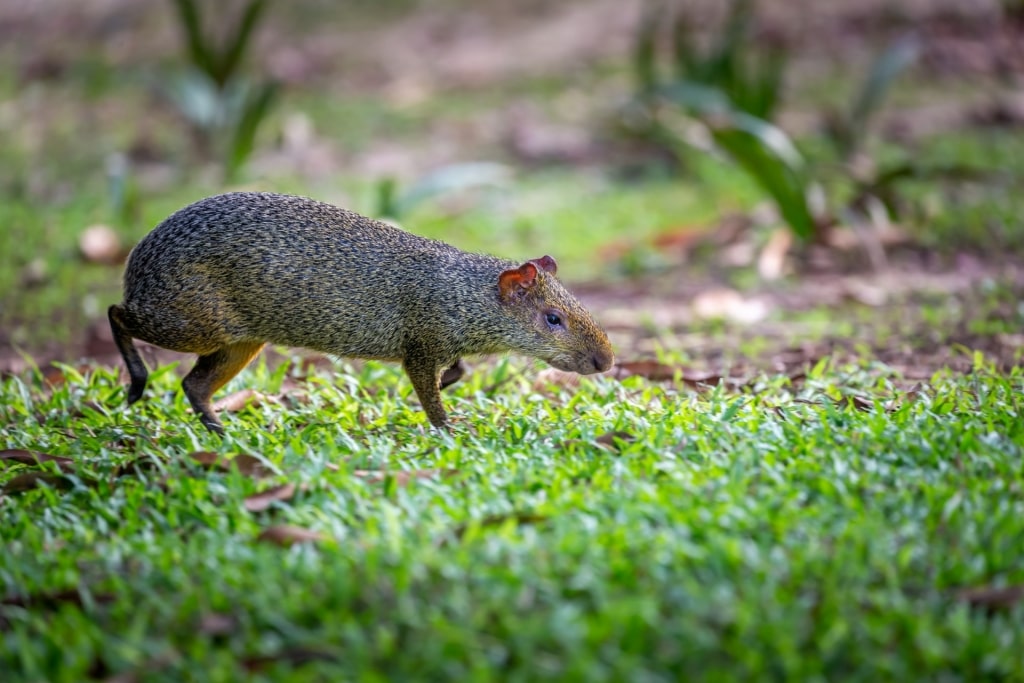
2;354;1023;680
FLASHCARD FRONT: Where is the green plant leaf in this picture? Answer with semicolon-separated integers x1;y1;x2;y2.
169;0;215;80
657;82;734;116
842;34;920;157
216;0;272;88
164;69;224;132
634;0;663;95
226;79;280;181
392;162;512;217
711;125;817;240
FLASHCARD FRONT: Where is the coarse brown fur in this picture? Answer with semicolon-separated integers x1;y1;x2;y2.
109;191;614;432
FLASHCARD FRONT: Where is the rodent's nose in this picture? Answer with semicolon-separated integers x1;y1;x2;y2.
591;349;614;373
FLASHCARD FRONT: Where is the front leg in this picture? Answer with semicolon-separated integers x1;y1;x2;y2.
403;350;449;428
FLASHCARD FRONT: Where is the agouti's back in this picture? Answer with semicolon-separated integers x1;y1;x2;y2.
110;191;613;432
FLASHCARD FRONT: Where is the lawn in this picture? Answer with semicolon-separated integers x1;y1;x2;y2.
2;350;1024;680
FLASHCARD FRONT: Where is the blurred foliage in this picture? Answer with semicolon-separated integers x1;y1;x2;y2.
635;0;785;120
166;0;280;181
824;35;920;161
374;163;513;220
628;0;822;240
625;3;979;245
1002;0;1024;20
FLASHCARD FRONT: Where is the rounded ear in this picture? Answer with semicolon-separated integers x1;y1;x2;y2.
498;262;539;301
531;255;558;275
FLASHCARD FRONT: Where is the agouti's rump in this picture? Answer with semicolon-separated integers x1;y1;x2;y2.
110;192;614;432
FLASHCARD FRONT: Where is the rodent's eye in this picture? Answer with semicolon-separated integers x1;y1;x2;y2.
545;312;564;328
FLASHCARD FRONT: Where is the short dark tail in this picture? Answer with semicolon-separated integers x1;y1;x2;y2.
108;304;148;404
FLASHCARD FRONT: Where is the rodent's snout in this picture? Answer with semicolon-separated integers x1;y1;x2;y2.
590;347;614;374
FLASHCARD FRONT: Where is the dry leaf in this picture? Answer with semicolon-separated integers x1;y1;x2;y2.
2;472;74;495
650;225;708;259
244;482;298;512
40;363;93;389
757;228;793;280
841;278;888;306
954;584;1024;613
845;395;875;412
242;647;338;672
611;360;679;382
1;588;115;610
19;258;48;288
594;431;636;452
692;288;769;324
78;224;124;265
114;457;162;478
188;451;271;477
0;449;75;471
533;368;581;391
213;389;272;413
257;525;327;547
198;612;237;637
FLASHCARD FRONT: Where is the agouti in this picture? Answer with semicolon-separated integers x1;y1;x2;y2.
109;192;614;433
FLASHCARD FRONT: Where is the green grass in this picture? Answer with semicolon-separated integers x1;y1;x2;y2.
2;354;1023;680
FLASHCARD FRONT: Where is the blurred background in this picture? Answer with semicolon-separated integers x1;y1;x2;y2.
0;0;1021;377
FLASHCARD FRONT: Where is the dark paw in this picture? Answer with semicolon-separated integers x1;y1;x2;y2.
126;380;146;404
199;415;226;436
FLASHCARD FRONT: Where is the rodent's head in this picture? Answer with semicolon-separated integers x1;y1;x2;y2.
497;255;614;375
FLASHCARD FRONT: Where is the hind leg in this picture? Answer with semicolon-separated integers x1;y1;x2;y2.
108;305;148;404
182;341;265;434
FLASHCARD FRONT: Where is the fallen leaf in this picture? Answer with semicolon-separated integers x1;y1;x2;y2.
114;457;163;478
2;472;75;495
0;449;75;471
1;588;116;609
841;278;888;306
650;225;707;259
19;258;48;288
533;368;581;391
884;383;926;411
257;525;327;547
198;612;237;637
73;400;108;418
953;584;1024;613
353;469;456;487
845;395;875;412
611;360;679;381
757;228;793;280
279;389;311;408
242;647;339;672
40;363;93;389
610;361;729;388
594;431;636;452
692;288;769;324
213;389;273;413
78;224;125;265
244;482;298;512
188;451;272;477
